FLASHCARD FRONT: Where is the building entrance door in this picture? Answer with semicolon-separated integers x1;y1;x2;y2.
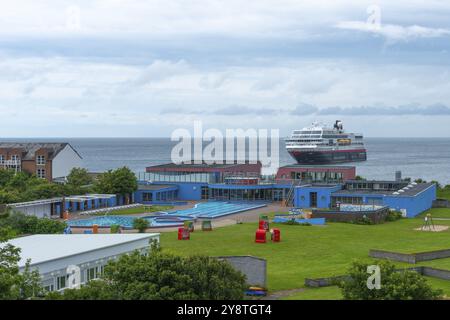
310;192;318;208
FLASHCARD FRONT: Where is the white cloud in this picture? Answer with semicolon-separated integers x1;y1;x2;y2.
336;20;450;42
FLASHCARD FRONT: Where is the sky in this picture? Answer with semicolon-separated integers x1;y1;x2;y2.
1;0;450;137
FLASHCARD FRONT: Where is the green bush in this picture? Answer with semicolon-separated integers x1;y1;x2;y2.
385;210;403;222
48;248;247;300
349;216;373;225
0;212;66;235
338;260;443;300
283;219;312;226
110;224;121;234
132;218;149;233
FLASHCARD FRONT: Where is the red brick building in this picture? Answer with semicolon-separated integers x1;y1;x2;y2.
0;143;83;181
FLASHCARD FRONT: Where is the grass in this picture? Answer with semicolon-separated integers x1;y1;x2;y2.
437;187;450;201
418;207;450;219
160;214;450;298
93;205;174;216
282;286;342;300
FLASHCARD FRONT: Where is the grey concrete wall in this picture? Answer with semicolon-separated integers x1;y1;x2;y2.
422;267;450;280
216;256;267;288
370;249;450;264
369;249;417;263
433;199;450;208
312;207;389;224
305;267;450;288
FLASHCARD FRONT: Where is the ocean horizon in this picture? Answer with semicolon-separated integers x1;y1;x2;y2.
1;137;449;185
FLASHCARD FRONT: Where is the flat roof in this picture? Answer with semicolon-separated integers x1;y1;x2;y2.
279;164;355;169
332;182;435;197
147;161;260;169
137;184;178;191
3;234;159;268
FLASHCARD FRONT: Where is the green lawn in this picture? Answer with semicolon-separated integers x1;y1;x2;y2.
160;213;450;298
282;286;342;300
418;207;450;219
94;205;174;215
437;188;450;201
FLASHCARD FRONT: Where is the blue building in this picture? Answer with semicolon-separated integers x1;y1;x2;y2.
294;180;436;217
136;163;437;217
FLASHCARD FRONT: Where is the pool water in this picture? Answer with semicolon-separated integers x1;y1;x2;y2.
167;201;267;218
69;201;266;228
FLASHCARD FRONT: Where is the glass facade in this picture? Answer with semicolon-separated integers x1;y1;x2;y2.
209;187;289;201
139;172;218;183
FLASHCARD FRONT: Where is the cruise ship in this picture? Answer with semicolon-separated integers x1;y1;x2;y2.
285;120;367;164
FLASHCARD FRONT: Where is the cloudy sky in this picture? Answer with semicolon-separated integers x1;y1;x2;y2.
1;0;450;137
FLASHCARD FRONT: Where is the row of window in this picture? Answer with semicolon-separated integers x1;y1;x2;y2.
44;266;104;292
0;155;46;164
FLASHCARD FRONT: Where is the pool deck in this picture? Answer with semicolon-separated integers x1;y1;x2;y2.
69;202;286;234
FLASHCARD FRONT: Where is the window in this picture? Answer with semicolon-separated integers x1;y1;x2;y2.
11;155;19;161
56;275;67;290
86;266;103;282
0;155;4;163
37;168;46;179
44;284;55;292
36;155;45;165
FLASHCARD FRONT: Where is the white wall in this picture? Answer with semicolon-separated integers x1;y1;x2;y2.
14;204;52;218
52;145;83;179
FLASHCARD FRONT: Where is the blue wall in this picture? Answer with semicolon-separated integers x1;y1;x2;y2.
383;184;436;218
294;184;436;218
294;185;342;208
136;182;206;201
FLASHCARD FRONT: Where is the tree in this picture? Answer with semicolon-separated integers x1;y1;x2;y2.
132;218;149;233
49;247;246;300
338;260;442;300
0;212;66;235
67;168;93;188
0;236;43;300
95;167;137;203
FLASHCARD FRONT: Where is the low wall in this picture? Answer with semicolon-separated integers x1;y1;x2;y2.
305;267;450;287
370;248;450;264
433;199;450;208
312;207;389;224
216;256;267;288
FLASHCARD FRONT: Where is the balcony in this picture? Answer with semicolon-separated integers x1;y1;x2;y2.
0;160;21;170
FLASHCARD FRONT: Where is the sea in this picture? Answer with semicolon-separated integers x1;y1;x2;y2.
2;138;450;185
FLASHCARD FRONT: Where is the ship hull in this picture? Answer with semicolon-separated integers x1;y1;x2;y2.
288;149;367;164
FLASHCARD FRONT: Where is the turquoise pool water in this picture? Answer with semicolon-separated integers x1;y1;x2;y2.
167;201;267;218
68;201;266;228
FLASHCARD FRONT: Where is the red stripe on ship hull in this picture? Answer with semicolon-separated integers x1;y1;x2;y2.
289;149;366;155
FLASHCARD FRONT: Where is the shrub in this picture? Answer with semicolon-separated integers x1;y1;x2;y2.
385;210;403;222
349;216;373;225
283;219;311;226
110;224;121;234
132;218;149;233
48;248;247;300
0;212;66;235
338;260;443;300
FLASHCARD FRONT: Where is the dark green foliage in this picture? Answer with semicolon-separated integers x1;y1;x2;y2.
132;218;149;233
349;216;373;225
0;238;44;300
0;212;66;235
66;168;93;187
338;260;443;300
110;224;121;234
49;247;246;300
385;210;403;222
283;219;312;226
94;167;137;198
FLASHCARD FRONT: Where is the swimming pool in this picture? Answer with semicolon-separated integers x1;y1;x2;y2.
68;201;267;228
166;201;267;218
